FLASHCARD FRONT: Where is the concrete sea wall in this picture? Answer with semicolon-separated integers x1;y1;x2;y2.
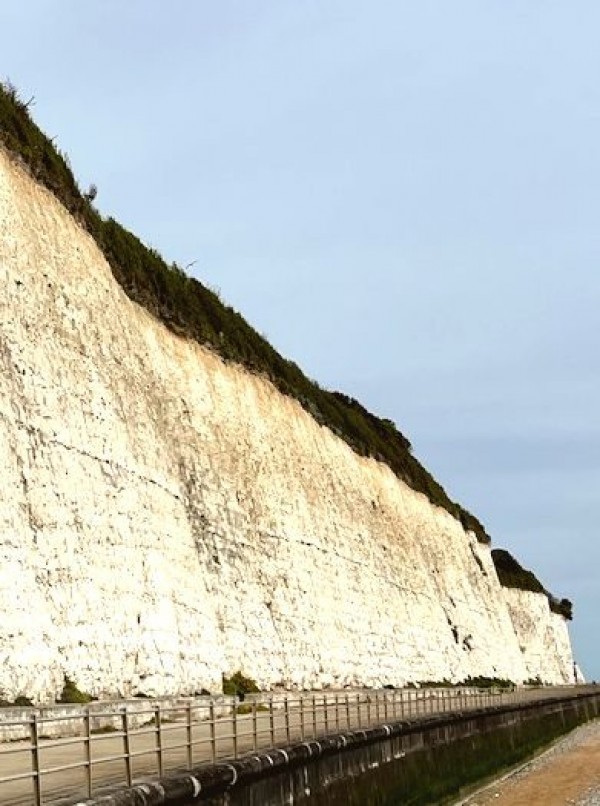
78;691;600;806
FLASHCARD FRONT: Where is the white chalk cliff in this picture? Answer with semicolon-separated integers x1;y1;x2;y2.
0;147;576;702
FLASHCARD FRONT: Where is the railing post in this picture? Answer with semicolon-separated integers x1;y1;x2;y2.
346;693;351;729
284;696;291;744
232;699;238;758
384;690;389;722
312;694;317;738
357;692;362;728
300;695;306;740
324;694;329;734
252;700;258;751
186;701;193;769
122;708;132;787
335;693;340;732
269;697;275;745
30;713;42;806
155;703;164;777
209;701;217;763
84;707;93;797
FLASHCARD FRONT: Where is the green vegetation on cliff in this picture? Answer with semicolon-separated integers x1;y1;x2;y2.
492;549;572;620
0;80;490;540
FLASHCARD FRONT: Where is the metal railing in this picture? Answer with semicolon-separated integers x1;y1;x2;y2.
0;685;589;805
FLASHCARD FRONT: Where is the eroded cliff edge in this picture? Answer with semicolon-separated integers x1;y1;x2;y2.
0;146;576;701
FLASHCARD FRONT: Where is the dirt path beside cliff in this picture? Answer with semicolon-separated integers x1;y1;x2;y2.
459;719;600;806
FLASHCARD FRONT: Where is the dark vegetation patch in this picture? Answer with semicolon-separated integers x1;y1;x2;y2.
58;675;94;704
223;671;260;699
0;694;34;707
0;80;490;543
417;676;514;690
492;549;572;620
548;596;573;621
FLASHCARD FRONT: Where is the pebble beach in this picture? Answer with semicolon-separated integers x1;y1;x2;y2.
459;720;600;806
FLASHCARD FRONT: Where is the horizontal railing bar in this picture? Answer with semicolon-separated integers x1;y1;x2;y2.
85;731;128;742
125;747;165;761
74;752;130;767
0;770;41;783
35;734;96;750
39;759;91;775
141;739;193;754
117;725;177;739
34;714;93;725
147;722;189;734
0;744;35;756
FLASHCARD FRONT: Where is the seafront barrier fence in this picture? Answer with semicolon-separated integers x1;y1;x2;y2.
0;685;592;805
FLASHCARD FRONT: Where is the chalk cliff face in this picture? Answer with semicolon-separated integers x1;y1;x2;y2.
0;148;576;701
502;589;575;684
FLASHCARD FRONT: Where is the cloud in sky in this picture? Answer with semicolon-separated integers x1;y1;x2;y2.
2;0;599;676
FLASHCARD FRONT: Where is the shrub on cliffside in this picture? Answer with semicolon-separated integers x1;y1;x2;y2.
0;694;34;707
222;671;260;700
491;549;545;594
492;549;573;620
58;675;93;704
549;596;573;621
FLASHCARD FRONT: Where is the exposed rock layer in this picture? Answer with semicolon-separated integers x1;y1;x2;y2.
0;148;576;701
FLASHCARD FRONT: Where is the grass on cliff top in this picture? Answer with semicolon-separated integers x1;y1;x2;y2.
0;80;492;540
492;549;572;620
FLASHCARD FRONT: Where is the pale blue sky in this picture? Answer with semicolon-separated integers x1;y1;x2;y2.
2;2;599;678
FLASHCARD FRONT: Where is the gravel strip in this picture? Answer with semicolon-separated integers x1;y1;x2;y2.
572;779;600;806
